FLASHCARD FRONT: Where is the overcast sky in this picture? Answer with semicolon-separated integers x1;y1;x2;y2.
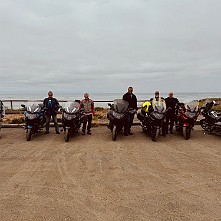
0;0;221;93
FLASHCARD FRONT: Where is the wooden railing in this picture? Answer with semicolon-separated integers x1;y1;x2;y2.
2;99;146;110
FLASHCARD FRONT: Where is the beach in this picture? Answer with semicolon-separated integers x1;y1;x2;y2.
0;126;220;220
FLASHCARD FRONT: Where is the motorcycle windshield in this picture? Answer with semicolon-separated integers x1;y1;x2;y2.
185;100;199;113
112;99;129;113
27;104;42;113
152;100;166;113
64;101;80;114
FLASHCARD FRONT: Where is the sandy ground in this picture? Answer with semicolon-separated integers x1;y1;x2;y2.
0;125;221;221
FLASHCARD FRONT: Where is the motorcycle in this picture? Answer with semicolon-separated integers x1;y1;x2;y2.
147;100;168;141
200;100;221;136
175;101;199;139
61;101;83;142
21;103;46;141
107;99;130;141
0;100;5;138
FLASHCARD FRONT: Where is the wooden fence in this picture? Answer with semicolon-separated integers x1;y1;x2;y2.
2;99;146;110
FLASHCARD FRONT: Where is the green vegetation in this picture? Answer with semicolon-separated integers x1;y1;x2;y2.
7;117;25;124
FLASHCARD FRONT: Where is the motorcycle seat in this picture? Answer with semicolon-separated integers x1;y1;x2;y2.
209;112;221;121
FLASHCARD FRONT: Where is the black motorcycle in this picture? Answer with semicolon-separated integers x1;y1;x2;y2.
61;101;83;142
139;100;169;141
200;100;221;136
107;99;130;141
21;104;46;141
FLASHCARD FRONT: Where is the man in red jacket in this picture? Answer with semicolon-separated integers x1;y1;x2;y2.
80;93;95;135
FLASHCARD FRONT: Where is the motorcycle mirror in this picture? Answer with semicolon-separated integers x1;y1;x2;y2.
108;103;112;107
21;104;26;108
75;99;80;104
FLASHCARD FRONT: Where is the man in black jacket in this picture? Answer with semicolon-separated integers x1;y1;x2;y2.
123;86;137;135
43;91;60;134
165;92;179;134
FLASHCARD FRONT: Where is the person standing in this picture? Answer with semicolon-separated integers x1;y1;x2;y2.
123;86;137;135
0;100;5;138
150;91;167;136
80;93;94;135
43;91;60;134
165;92;179;134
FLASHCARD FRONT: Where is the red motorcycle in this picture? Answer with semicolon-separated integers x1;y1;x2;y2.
175;101;200;139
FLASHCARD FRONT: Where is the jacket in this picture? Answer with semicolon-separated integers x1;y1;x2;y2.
43;97;59;116
165;97;179;113
80;99;95;115
123;93;137;110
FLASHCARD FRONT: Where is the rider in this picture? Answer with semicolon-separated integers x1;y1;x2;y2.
165;92;179;134
80;93;95;135
150;91;167;136
123;86;137;135
43;91;60;134
150;91;166;111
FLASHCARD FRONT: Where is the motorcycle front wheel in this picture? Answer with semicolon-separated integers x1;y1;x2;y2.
183;126;191;140
200;119;206;130
26;128;32;141
151;127;159;142
112;125;117;141
64;128;69;142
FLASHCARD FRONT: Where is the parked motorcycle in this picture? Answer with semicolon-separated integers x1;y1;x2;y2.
21;103;46;141
200;100;221;136
175;101;199;139
61;101;83;142
107;99;130;141
148;100;168;141
0;100;5;138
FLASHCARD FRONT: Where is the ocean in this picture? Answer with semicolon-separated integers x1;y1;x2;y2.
1;91;221;109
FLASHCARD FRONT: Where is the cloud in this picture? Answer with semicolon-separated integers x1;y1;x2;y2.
0;0;221;93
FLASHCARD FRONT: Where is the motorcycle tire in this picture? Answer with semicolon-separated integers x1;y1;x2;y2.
200;119;206;130
64;129;69;142
26;128;32;141
112;126;117;141
142;126;147;133
151;127;159;142
183;126;191;140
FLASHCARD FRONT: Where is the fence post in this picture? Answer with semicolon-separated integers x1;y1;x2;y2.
10;100;13;109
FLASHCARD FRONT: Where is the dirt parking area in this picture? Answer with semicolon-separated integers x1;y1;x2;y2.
0;126;221;221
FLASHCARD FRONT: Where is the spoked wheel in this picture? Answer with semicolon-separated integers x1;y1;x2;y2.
26;128;32;141
64;128;69;142
112;125;117;141
183;126;191;140
151;126;159;141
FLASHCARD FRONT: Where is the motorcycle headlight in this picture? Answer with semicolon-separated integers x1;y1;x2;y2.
26;113;37;120
152;112;164;120
186;112;197;119
63;112;76;120
113;112;125;119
